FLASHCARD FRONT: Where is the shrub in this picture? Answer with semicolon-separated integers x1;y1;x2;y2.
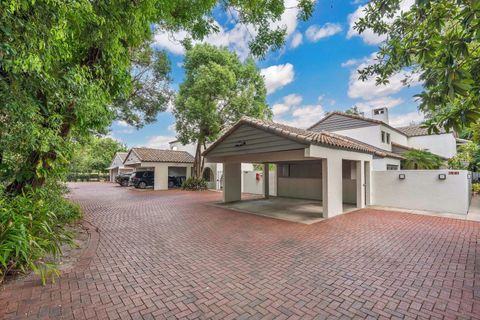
182;177;208;191
473;183;480;193
0;184;81;285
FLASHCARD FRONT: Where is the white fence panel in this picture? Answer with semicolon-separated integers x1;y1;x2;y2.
372;170;471;215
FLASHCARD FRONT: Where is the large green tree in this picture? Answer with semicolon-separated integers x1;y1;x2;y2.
0;0;315;194
69;137;127;175
174;44;272;177
355;0;480;133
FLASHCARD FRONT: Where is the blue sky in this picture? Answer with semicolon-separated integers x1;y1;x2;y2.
111;0;422;148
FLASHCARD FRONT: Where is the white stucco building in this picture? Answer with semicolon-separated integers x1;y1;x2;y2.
123;147;194;190
107;152;133;182
308;108;458;170
202;115;471;216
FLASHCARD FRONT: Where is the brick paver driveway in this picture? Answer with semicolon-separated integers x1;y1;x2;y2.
1;182;479;319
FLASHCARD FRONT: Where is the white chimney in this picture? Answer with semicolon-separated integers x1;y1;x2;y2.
371;107;389;124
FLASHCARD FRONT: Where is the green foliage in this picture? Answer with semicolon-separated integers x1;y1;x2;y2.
113;43;173;128
69;137;127;175
1;0;314;194
355;0;480;132
401;149;444;170
448;142;480;170
174;44;272;176
181;177;208;191
472;183;480;193
0;184;82;285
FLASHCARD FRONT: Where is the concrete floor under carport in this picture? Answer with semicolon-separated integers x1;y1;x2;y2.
215;196;357;224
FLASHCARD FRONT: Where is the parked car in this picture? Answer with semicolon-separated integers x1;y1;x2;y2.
129;171;154;189
168;176;186;188
115;173;132;187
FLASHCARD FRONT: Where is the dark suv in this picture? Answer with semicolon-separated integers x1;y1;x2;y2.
129;171;154;189
168;176;186;188
115;173;132;187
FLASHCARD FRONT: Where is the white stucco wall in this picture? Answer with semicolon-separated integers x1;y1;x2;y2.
407;134;457;159
330;125;408;152
332;126;384;150
372;158;401;171
277;177;322;200
308;145;372;217
372;170;470;214
242;170;277;196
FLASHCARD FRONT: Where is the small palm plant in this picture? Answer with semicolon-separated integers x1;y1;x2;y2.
401;149;444;170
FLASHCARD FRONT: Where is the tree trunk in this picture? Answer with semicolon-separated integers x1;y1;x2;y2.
193;140;203;178
5;102;74;194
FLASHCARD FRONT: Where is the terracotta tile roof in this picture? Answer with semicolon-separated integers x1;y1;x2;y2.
396;125;447;137
308;111;408;136
203;116;404;159
128;148;194;163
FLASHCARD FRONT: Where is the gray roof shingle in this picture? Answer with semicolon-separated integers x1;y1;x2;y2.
117;152;129;162
203;116;404;159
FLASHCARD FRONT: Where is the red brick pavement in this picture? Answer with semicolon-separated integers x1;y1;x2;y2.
1;182;479;319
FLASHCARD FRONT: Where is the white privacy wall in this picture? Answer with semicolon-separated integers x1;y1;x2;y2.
407;134;457;159
372;170;471;214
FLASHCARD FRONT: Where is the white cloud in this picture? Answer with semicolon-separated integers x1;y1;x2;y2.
347;54;421;100
389;111;424;127
352;96;403;113
154;0;305;59
273;94;325;129
167;123;176;133
347;5;385;45
290;31;303;48
272;104;291;116
153;31;188;55
347;0;415;45
116;120;130;127
305;23;342;42
283;93;303;106
145;135;175;149
271;94;303;116
341;58;361;67
260;63;295;94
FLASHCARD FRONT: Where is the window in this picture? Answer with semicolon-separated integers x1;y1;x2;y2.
381;131;386;143
387;164;399;170
278;162;321;178
202;167;214;182
386;133;390;144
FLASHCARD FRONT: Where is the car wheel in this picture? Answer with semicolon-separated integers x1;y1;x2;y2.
121;180;128;187
139;181;147;189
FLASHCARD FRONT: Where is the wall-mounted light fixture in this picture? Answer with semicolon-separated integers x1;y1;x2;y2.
438;173;446;180
399;173;406;180
234;140;246;147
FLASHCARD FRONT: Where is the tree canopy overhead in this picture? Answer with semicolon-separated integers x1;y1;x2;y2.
355;0;480;133
174;43;272;177
0;0;315;194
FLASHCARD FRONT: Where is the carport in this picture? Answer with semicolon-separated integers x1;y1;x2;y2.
203;117;399;218
123;147;194;190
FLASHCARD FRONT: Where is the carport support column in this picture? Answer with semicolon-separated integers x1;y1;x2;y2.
322;157;343;218
263;163;269;199
356;160;365;208
223;163;241;203
154;164;168;190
